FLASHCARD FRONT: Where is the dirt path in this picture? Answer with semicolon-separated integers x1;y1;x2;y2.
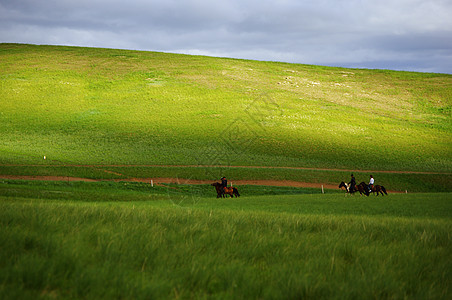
0;175;99;182
0;175;335;188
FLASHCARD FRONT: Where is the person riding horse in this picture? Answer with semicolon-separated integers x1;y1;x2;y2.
221;177;228;192
212;177;240;198
349;174;356;193
368;175;374;193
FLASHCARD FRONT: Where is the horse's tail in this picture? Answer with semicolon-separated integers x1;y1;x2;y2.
381;186;388;195
233;187;240;197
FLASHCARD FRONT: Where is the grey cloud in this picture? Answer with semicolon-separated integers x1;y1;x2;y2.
0;0;451;73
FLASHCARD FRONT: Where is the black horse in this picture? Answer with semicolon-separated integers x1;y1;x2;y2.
357;182;388;196
211;182;240;198
339;181;367;195
211;182;225;198
339;181;351;193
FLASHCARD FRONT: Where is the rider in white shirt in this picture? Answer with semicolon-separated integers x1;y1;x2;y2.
368;175;374;192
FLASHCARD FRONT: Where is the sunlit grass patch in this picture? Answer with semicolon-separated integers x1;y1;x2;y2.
1;43;451;175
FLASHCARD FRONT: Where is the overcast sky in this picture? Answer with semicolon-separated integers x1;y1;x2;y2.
1;0;451;73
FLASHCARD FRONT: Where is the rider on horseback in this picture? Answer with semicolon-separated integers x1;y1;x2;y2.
368;175;374;193
221;176;228;192
349;174;356;193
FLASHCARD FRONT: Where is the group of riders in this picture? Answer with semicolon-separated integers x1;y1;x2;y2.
218;175;382;197
348;174;375;194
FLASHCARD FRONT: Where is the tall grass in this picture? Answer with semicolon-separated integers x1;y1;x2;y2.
0;189;450;299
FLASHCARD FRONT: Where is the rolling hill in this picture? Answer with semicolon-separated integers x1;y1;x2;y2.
1;43;451;191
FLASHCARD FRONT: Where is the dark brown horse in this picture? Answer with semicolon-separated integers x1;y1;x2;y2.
357;182;387;196
211;182;225;198
211;182;240;198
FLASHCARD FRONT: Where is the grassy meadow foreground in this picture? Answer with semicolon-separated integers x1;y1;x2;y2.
0;180;451;299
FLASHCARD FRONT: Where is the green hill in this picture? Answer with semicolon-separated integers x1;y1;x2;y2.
1;44;451;191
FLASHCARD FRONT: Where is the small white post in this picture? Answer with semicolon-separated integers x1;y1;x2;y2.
321;185;324;194
230;182;232;187
151;180;154;187
405;190;407;194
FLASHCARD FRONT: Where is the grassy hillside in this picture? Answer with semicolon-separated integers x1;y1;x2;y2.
1;43;451;183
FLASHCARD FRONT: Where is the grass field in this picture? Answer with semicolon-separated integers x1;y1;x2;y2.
0;180;450;299
1;44;451;187
1;44;451;298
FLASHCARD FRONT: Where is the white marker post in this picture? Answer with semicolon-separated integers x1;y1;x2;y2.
322;185;324;194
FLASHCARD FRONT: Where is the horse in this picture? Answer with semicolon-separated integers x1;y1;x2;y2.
339;181;367;195
211;182;240;198
224;186;240;198
339;181;351;194
211;182;225;198
357;182;387;196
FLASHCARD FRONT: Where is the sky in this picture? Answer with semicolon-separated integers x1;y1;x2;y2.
1;0;451;74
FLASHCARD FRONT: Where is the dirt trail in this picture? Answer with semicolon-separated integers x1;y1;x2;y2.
0;175;334;188
0;175;99;182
